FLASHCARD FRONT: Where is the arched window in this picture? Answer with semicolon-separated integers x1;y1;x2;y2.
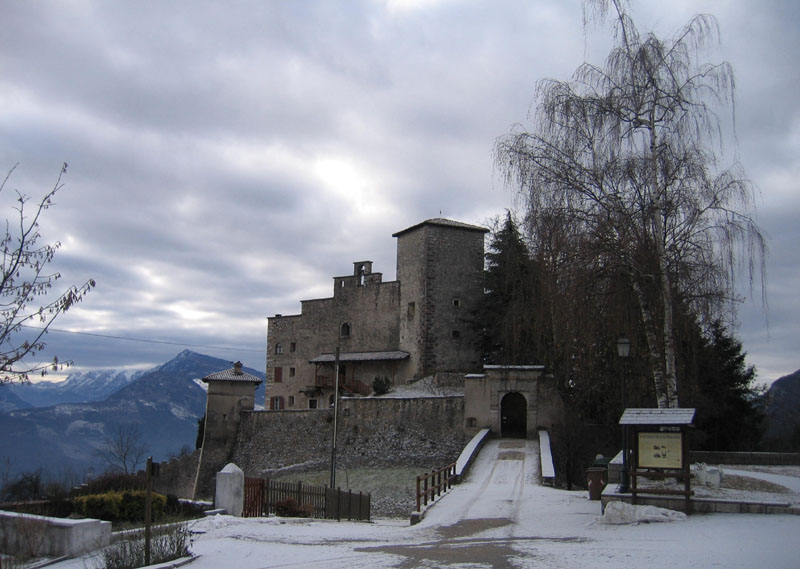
340;322;351;338
275;343;283;354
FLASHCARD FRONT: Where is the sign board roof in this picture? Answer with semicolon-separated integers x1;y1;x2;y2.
619;408;696;426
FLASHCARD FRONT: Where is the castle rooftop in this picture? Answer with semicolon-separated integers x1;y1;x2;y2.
392;218;489;237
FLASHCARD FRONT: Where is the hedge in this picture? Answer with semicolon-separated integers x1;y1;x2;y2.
73;490;166;522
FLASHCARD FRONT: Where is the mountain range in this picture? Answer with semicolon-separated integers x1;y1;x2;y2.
0;369;145;411
0;350;265;480
763;368;800;451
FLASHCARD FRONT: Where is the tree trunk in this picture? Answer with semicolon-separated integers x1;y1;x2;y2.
630;277;670;409
648;120;680;408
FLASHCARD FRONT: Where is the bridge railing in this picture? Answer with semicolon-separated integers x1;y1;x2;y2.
415;462;457;512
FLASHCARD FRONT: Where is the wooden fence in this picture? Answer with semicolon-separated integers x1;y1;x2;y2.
416;462;457;512
243;478;370;521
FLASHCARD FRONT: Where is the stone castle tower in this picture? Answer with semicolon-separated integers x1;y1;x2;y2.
395;219;488;378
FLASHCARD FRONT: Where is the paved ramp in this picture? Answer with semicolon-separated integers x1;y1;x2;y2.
421;438;541;529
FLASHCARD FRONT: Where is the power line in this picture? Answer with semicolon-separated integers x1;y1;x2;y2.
21;325;265;353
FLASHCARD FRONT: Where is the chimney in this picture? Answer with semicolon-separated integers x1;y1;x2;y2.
233;361;243;375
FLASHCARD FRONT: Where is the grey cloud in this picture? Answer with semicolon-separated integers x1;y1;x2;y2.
1;0;797;384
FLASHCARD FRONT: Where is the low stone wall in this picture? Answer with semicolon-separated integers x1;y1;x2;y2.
689;451;800;466
601;486;800;516
0;511;111;557
230;396;467;479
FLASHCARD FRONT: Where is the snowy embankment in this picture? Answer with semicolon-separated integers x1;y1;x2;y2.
48;440;800;569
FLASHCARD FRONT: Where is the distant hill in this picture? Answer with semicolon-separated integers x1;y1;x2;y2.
0;387;32;414
762;368;800;451
4;369;145;409
0;350;265;480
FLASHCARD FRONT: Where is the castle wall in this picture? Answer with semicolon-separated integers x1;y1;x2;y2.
267;277;402;408
266;218;488;413
230;396;467;477
464;367;565;439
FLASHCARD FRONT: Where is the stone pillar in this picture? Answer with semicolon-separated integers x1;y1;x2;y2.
215;463;245;517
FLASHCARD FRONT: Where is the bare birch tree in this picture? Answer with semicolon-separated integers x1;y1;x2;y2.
496;1;766;408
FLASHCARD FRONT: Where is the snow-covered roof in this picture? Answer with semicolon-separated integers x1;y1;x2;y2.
619;408;695;426
309;351;410;363
202;362;262;385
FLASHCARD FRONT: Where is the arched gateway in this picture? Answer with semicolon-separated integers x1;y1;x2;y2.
501;392;527;438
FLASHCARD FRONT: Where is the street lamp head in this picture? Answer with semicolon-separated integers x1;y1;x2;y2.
617;337;631;358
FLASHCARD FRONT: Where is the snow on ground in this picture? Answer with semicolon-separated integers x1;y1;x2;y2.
51;440;800;569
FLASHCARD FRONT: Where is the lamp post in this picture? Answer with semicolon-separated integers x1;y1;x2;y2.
617;337;631;493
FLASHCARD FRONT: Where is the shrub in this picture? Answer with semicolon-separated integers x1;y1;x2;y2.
1;470;44;502
372;376;392;396
97;523;191;569
75;472;145;496
273;498;313;518
74;490;166;522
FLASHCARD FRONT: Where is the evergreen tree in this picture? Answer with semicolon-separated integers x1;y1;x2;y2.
480;212;539;365
685;321;765;451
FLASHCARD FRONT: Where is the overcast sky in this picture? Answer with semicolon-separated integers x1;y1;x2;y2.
0;0;797;385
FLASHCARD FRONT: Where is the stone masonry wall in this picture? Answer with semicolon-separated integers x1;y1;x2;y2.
153;450;200;499
230;396;467;478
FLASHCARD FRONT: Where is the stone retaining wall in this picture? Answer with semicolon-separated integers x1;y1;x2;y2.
230;396;467;479
153;450;201;499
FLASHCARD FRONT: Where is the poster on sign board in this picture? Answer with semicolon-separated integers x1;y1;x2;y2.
637;431;683;469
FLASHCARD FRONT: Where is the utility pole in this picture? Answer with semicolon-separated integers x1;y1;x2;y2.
329;346;340;488
145;456;153;566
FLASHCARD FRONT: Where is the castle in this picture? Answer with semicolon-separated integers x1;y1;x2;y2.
265;218;489;409
192;218;565;499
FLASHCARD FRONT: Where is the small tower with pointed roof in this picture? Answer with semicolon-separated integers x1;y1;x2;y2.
193;361;262;499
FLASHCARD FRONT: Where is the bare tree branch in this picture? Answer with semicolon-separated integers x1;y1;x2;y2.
0;163;96;382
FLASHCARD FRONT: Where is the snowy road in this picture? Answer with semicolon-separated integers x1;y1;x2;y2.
52;438;799;568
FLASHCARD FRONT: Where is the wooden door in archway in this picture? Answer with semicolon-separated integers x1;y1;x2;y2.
501;392;527;438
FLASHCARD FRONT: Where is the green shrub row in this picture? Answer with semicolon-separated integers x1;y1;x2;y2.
73;490;166;522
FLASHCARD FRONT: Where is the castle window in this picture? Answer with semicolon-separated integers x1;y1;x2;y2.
290;342;296;352
288;396;295;407
407;302;415;319
451;330;461;339
289;367;296;377
308;399;318;409
452;298;461;307
340;322;351;338
274;367;283;383
275;343;283;354
270;396;285;410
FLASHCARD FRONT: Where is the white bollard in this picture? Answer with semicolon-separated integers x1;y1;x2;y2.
215;463;245;517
